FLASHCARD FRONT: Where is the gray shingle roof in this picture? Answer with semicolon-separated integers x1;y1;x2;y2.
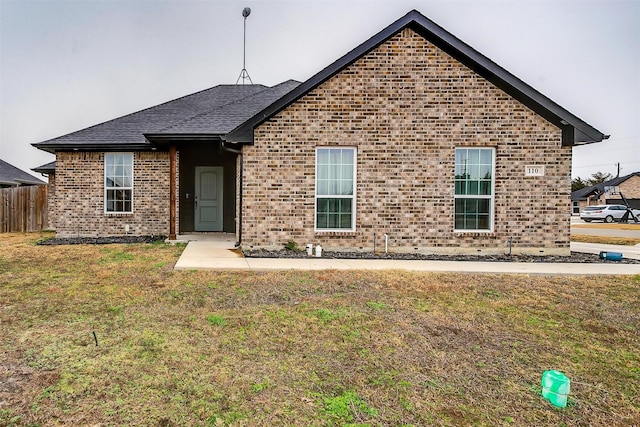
0;159;45;186
155;80;300;135
571;172;640;201
32;161;56;175
33;81;300;153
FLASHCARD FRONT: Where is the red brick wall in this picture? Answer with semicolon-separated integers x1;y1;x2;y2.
242;28;571;255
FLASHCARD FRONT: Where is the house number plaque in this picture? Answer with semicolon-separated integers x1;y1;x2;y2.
525;165;545;177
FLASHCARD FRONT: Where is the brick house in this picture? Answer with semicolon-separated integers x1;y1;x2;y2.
572;172;640;214
33;10;607;255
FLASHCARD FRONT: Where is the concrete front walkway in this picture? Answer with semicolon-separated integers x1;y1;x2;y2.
173;238;640;274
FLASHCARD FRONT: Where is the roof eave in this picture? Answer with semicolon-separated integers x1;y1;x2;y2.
32;167;54;175
144;133;223;146
15;179;45;185
32;142;153;153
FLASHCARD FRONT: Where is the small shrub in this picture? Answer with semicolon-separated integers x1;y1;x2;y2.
284;240;298;251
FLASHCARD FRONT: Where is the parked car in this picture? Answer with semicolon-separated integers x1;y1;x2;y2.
580;205;640;223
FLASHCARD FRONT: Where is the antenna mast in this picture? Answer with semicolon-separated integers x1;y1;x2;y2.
236;7;253;85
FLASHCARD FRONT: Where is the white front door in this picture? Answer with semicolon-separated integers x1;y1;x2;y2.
195;166;223;231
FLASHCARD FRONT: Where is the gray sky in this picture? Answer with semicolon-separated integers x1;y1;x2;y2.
1;0;638;180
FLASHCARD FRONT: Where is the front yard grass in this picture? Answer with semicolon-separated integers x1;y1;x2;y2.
1;232;639;426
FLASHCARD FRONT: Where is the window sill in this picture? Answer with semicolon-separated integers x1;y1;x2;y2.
105;212;134;217
315;230;356;237
454;230;494;236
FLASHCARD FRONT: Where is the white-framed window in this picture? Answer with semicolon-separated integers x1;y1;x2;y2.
315;147;356;231
105;153;133;213
454;147;495;231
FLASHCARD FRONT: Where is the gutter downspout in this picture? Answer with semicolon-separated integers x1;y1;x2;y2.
222;141;243;246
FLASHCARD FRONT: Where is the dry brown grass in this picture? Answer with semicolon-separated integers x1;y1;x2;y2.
572;223;640;230
1;232;639;426
570;234;640;246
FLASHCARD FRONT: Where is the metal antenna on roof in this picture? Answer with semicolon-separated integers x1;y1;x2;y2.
236;7;253;85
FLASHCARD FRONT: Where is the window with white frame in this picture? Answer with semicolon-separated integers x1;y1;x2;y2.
315;148;356;230
454;148;494;231
105;153;133;213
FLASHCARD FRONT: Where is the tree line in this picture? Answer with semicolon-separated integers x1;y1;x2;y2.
572;171;613;192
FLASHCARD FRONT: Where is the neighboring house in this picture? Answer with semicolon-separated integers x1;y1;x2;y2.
0;159;45;188
571;172;640;214
33;10;608;255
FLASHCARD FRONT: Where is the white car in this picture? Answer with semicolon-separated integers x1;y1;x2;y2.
580;205;640;223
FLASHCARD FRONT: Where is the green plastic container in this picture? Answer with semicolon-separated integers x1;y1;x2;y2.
541;370;570;408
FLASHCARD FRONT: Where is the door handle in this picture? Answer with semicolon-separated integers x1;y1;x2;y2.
195;195;198;208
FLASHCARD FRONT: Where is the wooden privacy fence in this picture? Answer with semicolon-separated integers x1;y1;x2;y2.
0;185;48;232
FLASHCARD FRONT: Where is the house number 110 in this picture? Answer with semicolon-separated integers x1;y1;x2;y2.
525;165;545;177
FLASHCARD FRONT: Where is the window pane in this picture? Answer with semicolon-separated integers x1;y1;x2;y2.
318;165;328;180
328;180;338;195
317;180;328;196
340;213;352;228
317;198;328;213
468;149;480;165
329;149;341;164
468;181;479;195
479;164;492;180
478;214;490;230
342;165;353;180
339;180;351;195
479;181;491;195
469;165;479;180
317;149;330;164
480;149;492;165
340;199;352;213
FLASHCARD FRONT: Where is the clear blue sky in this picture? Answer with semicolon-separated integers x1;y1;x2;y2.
1;0;638;180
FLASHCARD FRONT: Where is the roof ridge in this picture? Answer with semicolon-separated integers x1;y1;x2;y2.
154;80;301;134
156;83;282;133
32;84;268;146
